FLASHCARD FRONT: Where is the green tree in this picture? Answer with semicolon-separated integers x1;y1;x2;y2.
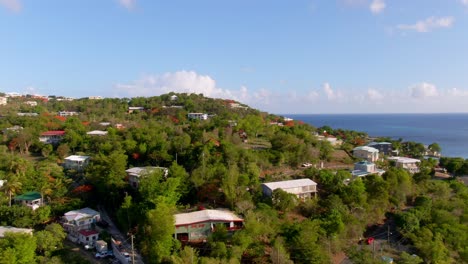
34;223;66;257
140;201;176;263
0;232;37;264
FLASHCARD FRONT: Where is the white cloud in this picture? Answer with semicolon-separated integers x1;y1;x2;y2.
367;88;384;100
323;82;335;100
0;0;22;12
447;87;468;97
118;0;136;10
397;16;454;33
370;0;385;14
115;70;257;106
410;82;439;98
460;0;468;6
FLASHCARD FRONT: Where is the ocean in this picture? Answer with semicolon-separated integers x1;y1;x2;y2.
287;113;468;158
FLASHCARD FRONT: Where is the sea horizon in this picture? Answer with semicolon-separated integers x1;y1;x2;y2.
286;113;468;159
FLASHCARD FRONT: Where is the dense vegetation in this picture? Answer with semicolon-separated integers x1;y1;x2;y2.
0;93;467;263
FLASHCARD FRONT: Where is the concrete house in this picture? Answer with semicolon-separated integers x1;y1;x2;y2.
62;207;100;237
352;161;385;177
126;167;169;189
14;191;43;210
128;106;145;113
0;97;7;105
86;130;108;136
39;130;65;144
353;146;380;162
387;157;421;174
367;142;393;156
77;229;99;247
63;155;90;171
261;178;318;200
187;113;208;120
174;209;244;243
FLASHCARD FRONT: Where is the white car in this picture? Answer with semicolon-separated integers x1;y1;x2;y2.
301;163;312;168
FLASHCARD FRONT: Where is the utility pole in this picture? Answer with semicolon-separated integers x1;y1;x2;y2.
131;234;135;263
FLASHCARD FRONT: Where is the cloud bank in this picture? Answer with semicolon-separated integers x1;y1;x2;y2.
118;0;136;10
0;0;21;12
370;0;385;14
114;71;468;114
397;16;454;33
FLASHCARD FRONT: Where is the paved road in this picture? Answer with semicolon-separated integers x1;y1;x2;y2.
98;204;144;264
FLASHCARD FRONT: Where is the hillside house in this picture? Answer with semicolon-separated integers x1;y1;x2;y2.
14;192;42;210
387;157;421;174
63;155;90;171
174;209;244;243
39;130;65;144
128;106;145;113
367;142;393;156
317;135;343;147
0;97;7;105
62;208;100;236
352;161;385;177
58;111;79;117
187;113;208;120
126;166;169;188
353;146;380;162
25;101;37;106
261;178;318;200
77;230;99;247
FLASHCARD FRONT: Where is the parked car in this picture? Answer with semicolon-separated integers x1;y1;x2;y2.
95;251;114;259
122;252;132;262
84;244;94;250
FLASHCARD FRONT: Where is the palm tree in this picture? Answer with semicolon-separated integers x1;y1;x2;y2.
2;174;22;207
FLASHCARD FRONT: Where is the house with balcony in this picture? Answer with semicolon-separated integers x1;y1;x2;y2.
351;161;386;177
367;142;393;156
14;192;42;210
39;130;65;144
63;155;90;171
387;157;421;174
126;166;169;189
174;209;244;243
62;207;100;241
261;178;318;200
353;146;380;162
187;113;208;120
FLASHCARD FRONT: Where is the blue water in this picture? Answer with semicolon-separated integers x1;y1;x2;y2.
287;114;468;158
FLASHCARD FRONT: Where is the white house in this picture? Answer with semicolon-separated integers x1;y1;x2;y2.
387;157;421;174
63;155;90;171
353;146;380;162
58;111;79;117
261;178;318;200
0;97;7;105
317;135;343;147
77;230;99;247
25;101;37;106
62;208;100;236
126;167;169;188
187;113;208;120
352;161;385;177
14;192;43;210
128;106;145;113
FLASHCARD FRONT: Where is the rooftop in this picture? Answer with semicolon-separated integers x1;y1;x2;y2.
79;229;99;237
15;191;41;201
388;156;421;164
65;155;90;162
64;207;100;222
368;142;391;146
353;146;379;153
175;209;243;226
41;130;66;136
126;166;168;177
262;178;317;191
87;130;108;136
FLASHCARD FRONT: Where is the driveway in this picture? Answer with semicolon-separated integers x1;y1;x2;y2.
98;204;144;264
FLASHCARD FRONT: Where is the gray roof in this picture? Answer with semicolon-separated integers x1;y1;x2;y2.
262;178;317;191
175;209;243;226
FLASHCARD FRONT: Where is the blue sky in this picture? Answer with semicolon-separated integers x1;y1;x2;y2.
1;0;468;114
